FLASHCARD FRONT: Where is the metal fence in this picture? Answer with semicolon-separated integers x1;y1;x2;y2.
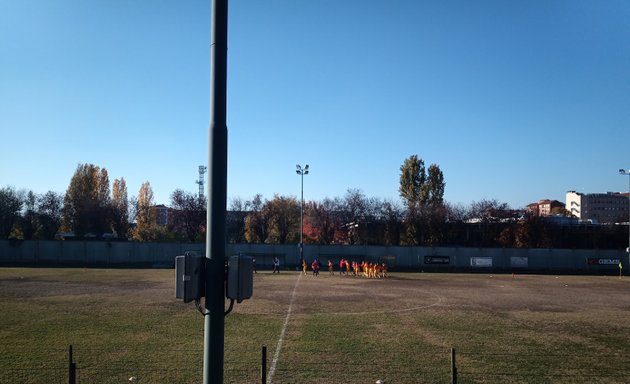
1;240;628;274
455;349;630;384
3;345;629;383
0;368;67;384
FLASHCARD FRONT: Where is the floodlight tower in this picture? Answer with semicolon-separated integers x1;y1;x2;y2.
620;168;630;275
296;164;309;266
197;165;208;199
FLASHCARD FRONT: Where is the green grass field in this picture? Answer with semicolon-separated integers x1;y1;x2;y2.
1;268;630;383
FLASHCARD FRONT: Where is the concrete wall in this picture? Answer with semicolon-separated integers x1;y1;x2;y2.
0;240;627;274
0;240;204;268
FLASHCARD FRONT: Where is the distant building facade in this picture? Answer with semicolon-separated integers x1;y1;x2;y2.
152;204;170;227
526;199;565;217
566;191;629;224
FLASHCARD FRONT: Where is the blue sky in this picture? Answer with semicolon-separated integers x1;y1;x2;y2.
1;0;629;209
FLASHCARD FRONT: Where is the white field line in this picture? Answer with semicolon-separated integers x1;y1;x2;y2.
325;289;445;316
267;272;301;384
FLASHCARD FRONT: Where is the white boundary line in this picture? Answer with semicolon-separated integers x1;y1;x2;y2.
267;272;301;384
244;289;444;317
325;289;445;316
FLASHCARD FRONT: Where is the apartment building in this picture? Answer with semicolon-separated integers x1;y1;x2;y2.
152;204;170;227
566;191;629;224
526;199;565;217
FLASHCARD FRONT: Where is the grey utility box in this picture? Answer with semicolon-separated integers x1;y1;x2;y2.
175;253;205;303
227;255;253;303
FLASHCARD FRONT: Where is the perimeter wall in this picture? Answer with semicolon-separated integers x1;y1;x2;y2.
0;240;627;274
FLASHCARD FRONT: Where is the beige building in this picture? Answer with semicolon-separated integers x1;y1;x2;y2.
566;191;629;224
152;204;170;227
527;199;565;217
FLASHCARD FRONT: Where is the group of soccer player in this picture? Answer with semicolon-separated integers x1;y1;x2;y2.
302;257;388;278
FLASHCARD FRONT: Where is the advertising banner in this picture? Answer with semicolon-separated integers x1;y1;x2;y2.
587;258;620;265
471;257;492;267
424;255;450;265
510;256;528;268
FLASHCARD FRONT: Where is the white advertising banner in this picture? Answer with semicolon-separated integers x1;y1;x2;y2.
471;257;493;267
510;256;528;268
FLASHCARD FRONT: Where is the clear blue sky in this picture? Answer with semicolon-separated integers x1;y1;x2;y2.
1;0;629;209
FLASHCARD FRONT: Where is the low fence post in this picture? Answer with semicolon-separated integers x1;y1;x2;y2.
261;345;267;384
68;345;76;384
451;347;457;384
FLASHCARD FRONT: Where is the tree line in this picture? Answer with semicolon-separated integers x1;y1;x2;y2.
1;157;627;249
1;163;206;242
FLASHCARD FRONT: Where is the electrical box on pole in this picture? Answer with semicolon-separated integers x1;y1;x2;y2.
175;253;205;303
226;255;253;303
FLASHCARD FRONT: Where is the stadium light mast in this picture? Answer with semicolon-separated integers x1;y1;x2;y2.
296;164;309;266
204;0;228;382
620;169;630;276
197;165;208;199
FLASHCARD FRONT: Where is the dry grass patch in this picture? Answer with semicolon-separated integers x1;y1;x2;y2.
1;268;630;383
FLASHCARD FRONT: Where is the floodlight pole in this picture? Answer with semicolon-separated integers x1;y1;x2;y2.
621;169;630;276
296;164;309;266
204;0;228;383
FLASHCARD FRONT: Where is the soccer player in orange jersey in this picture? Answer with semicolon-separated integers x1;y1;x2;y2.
302;259;308;275
375;263;382;278
353;261;360;276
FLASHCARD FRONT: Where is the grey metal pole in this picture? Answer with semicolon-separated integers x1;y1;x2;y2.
296;165;308;266
68;345;76;384
620;169;630;277
300;170;304;265
261;345;267;384
204;0;228;383
451;347;457;384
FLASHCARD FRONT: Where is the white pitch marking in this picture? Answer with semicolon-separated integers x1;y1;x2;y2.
267;272;301;383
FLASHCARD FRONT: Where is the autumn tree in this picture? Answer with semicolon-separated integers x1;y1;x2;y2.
425;164;445;207
338;189;372;244
1;189;64;240
399;155;446;245
380;200;404;246
111;178;129;238
169;189;206;242
423;164;447;245
263;194;300;244
19;190;38;240
399;155;426;245
469;199;511;223
303;198;341;244
34;191;64;239
132;181;166;241
244;194;268;243
226;197;248;243
399;155;426;212
0;187;23;239
444;202;468;223
498;216;552;249
61;164;111;237
550;206;571;217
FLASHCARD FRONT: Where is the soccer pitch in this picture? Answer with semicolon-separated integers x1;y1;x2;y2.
1;268;629;383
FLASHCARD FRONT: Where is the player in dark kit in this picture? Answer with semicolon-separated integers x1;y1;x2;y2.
311;259;320;276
